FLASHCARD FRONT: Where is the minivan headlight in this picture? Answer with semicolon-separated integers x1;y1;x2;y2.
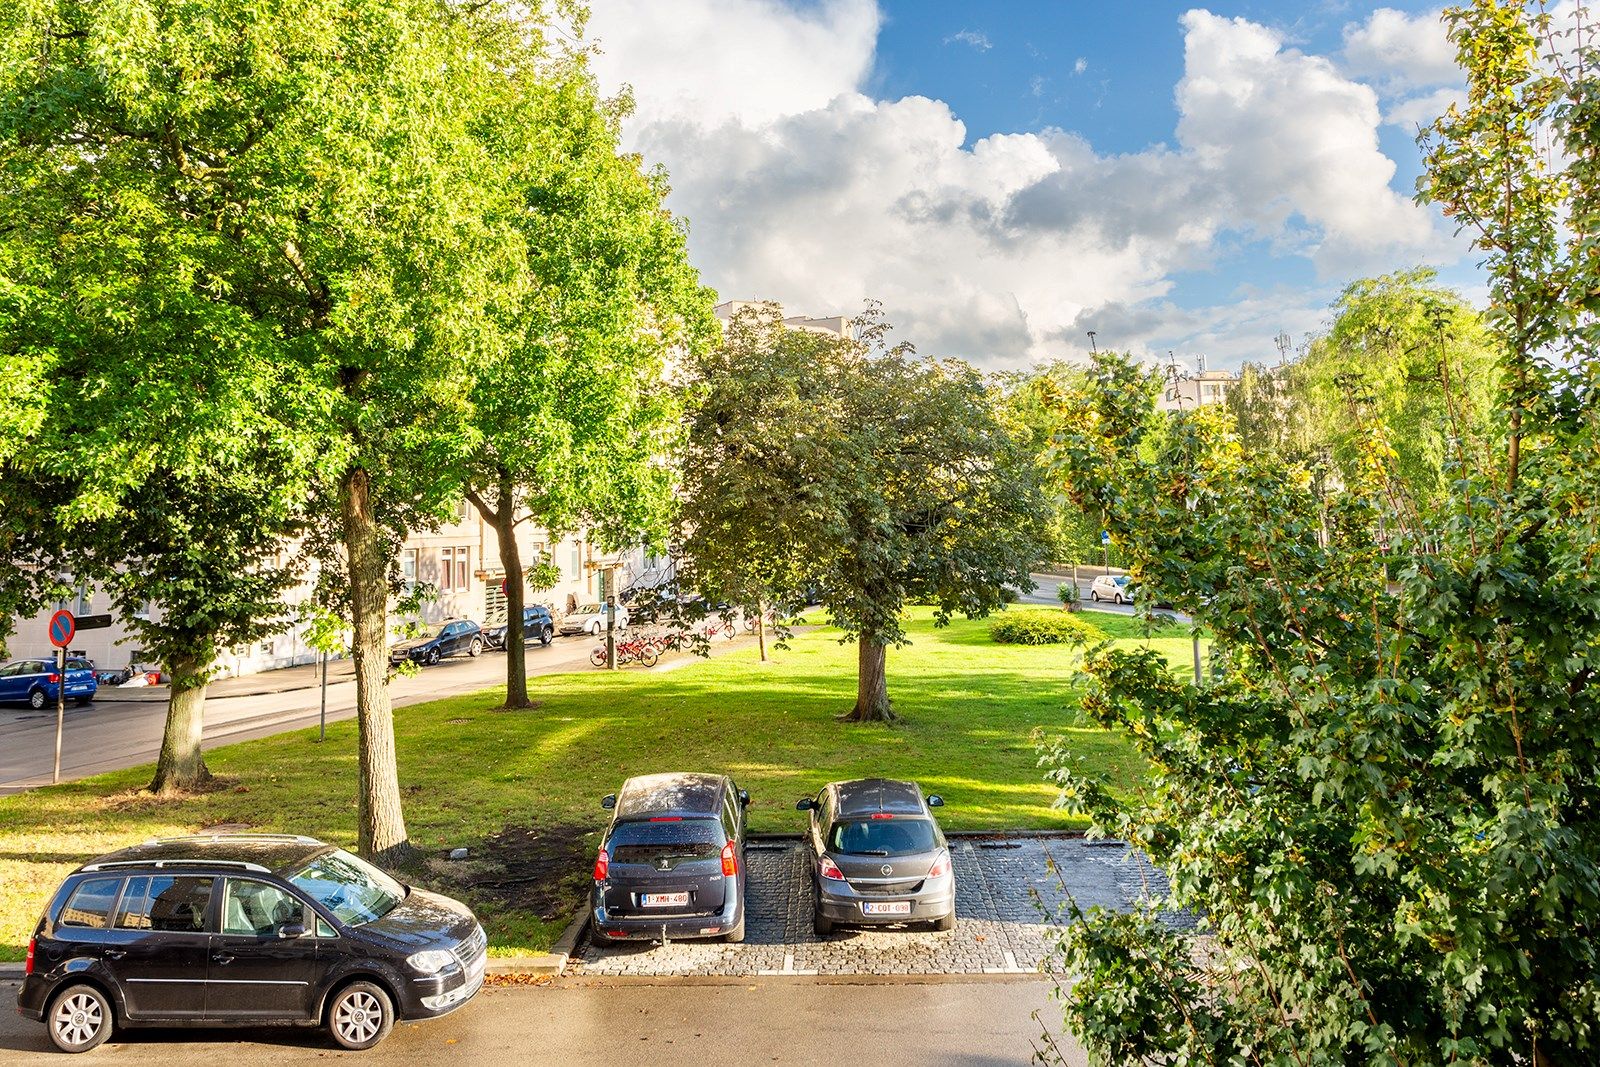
407;949;457;975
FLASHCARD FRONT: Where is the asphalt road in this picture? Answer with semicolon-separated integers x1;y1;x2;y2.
0;637;603;795
1020;572;1192;624
0;977;1083;1066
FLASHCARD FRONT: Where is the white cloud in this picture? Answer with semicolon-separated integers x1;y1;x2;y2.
584;1;1464;369
945;29;992;52
1342;7;1459;89
585;0;879;130
1073;57;1087;75
1384;87;1464;131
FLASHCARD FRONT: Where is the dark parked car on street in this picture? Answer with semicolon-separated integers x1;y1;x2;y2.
0;658;97;710
388;618;483;667
797;778;955;935
481;606;555;651
16;833;485;1053
591;772;750;943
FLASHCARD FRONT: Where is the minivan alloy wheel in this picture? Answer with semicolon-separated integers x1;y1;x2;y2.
50;986;110;1052
329;982;393;1051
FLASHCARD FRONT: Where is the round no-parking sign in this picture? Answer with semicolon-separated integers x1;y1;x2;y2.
48;610;76;648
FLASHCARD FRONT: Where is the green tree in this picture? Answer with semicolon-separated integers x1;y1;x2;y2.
1043;3;1600;1063
1;0;555;860
462;59;715;705
682;304;1052;721
1228;269;1499;509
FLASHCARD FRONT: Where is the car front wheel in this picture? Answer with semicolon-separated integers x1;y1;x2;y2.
1114;593;1124;605
425;648;441;666
327;981;394;1051
49;983;112;1053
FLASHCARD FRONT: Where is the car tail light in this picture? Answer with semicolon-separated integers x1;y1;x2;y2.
819;856;845;881
593;849;609;881
25;937;35;975
721;841;737;877
870;812;894;820
47;673;59;684
927;851;951;879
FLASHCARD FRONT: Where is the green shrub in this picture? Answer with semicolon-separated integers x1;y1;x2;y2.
989;609;1100;646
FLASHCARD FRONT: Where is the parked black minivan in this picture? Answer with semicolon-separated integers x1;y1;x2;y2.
591;772;750;943
17;834;485;1053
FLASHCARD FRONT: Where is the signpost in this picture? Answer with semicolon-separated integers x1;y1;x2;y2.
1101;529;1111;570
46;609;113;784
48;611;75;785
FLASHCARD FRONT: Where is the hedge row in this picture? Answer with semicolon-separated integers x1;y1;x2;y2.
988;609;1102;646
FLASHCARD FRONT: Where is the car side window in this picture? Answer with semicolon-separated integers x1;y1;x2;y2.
114;876;153;929
143;875;214;933
315;915;337;938
60;877;124;929
221;878;304;937
720;790;738;840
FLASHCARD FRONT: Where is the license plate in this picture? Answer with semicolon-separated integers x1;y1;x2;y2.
641;892;689;908
862;901;912;916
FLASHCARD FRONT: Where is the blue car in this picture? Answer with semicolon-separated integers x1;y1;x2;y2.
0;657;98;709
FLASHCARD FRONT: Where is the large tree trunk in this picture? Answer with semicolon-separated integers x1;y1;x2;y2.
842;636;897;722
340;465;411;864
493;478;532;709
149;656;211;795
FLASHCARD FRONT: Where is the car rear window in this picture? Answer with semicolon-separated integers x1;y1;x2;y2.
60;877;123;928
828;817;939;857
608;819;723;864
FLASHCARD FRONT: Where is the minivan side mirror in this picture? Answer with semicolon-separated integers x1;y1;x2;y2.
926;794;945;807
276;922;307;940
738;789;750;807
795;798;815;811
601;794;617;810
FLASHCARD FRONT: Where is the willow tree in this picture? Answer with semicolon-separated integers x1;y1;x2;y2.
461;57;716;708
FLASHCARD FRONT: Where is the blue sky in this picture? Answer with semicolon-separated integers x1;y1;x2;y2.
587;1;1478;370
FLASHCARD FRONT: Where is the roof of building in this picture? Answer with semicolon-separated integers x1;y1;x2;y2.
76;834;331;876
614;772;728;820
830;778;927;817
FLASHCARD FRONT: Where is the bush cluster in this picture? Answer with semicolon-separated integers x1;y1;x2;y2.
989;610;1099;646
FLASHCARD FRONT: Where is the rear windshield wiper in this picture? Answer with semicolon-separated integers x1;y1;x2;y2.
851;849;891;856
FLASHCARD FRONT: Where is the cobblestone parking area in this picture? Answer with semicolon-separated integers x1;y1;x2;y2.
571;835;1192;977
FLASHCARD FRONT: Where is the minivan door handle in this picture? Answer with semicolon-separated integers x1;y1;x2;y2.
212;953;234;965
102;949;125;960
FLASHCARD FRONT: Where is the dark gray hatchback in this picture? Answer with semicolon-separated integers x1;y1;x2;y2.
16;834;485;1053
798;778;955;934
590;772;750;943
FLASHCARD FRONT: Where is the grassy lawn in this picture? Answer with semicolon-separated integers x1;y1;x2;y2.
0;605;1191;959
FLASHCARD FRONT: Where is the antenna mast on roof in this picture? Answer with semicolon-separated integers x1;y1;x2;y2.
1275;330;1292;366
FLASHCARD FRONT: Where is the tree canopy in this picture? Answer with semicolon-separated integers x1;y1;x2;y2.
680;303;1052;721
1044;3;1600;1062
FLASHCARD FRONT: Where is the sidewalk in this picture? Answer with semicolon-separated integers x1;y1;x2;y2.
94;657;358;703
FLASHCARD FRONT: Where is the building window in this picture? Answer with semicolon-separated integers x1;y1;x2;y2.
402;549;418;588
570;544;582;580
441;547;470;592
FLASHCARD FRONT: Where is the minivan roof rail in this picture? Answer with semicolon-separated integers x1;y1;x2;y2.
142;833;325;846
81;859;272;874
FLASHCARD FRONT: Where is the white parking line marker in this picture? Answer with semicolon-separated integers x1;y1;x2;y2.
782;950;795;973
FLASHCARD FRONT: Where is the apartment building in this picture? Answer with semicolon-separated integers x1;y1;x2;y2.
714;300;849;338
6;515;667;678
1157;368;1240;411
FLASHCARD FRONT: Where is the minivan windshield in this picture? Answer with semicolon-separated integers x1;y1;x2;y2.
828;818;939;857
288;849;405;926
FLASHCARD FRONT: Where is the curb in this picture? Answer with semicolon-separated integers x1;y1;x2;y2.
0;963;23;979
486;905;588;977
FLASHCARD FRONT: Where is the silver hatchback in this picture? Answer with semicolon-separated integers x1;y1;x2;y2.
797;778;955;935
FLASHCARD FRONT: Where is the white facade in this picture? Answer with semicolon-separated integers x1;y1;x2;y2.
714;300;848;338
1157;369;1240;412
5;517;667;678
